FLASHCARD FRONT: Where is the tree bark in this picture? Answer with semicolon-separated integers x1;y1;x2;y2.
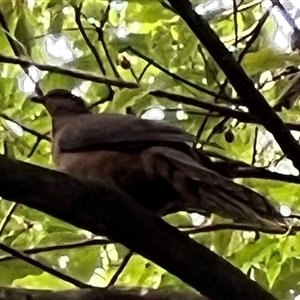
0;286;208;300
0;155;277;300
168;0;300;171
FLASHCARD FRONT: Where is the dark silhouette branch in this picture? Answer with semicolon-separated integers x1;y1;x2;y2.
0;155;277;300
95;3;121;79
168;0;300;171
0;286;209;300
0;242;91;288
73;4;106;75
107;250;134;287
150;90;300;132
125;46;231;100
0;202;17;236
0;9;43;96
208;158;300;184
0;239;113;263
0;54;138;89
0;113;50;142
183;222;293;235
270;0;300;33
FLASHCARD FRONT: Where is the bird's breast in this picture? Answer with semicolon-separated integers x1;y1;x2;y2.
55;150;175;213
56;150;144;184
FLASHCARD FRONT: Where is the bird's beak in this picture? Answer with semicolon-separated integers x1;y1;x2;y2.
28;92;44;103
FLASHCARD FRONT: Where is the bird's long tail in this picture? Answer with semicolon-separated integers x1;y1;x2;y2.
142;147;285;230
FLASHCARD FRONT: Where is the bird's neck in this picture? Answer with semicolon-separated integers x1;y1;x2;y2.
51;105;91;116
51;111;91;133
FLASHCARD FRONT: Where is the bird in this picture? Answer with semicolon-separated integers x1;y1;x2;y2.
30;89;285;229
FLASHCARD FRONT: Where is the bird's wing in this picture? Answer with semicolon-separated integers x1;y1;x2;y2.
57;113;194;151
141;146;285;229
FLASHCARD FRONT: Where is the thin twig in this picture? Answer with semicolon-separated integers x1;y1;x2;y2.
96;4;121;78
27;137;42;158
137;62;151;82
0;113;50;142
270;0;300;33
0;54;138;89
0;202;18;236
238;10;270;63
74;3;116;106
150;89;300;132
0;9;43;96
183;222;288;235
73;4;106;75
251;127;259;165
232;0;239;47
125;46;232;100
0;242;93;288
0;238;113;263
168;0;300;171
89;88;114;108
107;250;134;287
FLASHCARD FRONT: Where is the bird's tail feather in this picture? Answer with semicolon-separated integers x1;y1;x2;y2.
142;147;285;230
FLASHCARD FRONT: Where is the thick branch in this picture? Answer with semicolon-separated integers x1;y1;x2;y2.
0;286;208;300
0;155;277;300
168;0;300;171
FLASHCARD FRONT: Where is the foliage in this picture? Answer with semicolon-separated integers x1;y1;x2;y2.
0;0;299;299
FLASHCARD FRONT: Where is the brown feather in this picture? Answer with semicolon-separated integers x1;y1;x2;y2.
33;89;285;228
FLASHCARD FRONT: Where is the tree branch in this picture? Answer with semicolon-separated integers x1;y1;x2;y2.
0;286;209;300
0;242;90;288
150;90;300;132
126;46;231;101
0;9;43;96
167;0;300;171
0;54;137;89
0;239;113;263
0;155;277;300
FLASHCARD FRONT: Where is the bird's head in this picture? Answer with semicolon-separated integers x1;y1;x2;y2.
30;89;90;116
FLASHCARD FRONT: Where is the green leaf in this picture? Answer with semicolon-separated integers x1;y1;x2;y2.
14;11;36;55
213;230;233;257
159;272;195;293
48;12;64;35
118;255;147;285
163;212;193;227
241;48;300;76
82;0;107;19
65;246;100;282
126;2;174;24
40;73;79;92
0;260;42;285
106;88;149;113
231;236;280;271
46;0;63;9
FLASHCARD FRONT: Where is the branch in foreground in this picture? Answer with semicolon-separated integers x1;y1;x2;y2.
0;155;277;300
168;0;300;171
0;54;138;89
0;286;208;300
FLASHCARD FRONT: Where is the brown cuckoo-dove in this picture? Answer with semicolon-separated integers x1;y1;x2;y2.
31;89;284;227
